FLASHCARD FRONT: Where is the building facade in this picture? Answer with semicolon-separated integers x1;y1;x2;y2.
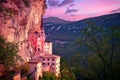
28;60;42;80
28;24;60;79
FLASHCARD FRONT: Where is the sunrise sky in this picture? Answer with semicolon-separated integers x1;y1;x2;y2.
44;0;120;21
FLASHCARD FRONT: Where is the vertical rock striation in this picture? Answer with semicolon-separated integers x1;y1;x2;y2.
0;0;46;61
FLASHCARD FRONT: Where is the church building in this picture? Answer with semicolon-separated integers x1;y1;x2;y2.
28;21;60;80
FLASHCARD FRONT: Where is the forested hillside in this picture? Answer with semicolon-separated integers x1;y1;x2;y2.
43;13;120;60
44;13;120;80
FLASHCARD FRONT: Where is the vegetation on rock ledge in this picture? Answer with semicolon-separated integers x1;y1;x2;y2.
0;36;22;79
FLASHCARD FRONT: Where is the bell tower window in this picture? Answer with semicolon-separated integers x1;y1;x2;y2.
41;31;43;34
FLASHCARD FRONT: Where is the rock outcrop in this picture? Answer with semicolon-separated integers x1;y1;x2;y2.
0;0;46;61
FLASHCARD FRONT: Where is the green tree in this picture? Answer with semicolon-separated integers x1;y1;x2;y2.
110;26;120;79
41;72;56;80
60;58;76;80
0;36;22;73
71;21;120;80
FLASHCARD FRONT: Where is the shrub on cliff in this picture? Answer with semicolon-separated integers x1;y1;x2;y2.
0;36;22;71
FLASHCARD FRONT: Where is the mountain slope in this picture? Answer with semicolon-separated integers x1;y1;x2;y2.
43;13;120;59
43;17;71;24
73;13;120;27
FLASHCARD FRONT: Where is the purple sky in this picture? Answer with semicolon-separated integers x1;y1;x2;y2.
44;0;120;21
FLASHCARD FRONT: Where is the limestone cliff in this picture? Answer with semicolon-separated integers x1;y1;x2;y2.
0;0;46;61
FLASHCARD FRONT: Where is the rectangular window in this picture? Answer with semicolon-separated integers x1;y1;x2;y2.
34;67;36;71
48;63;50;66
47;59;50;61
52;63;54;65
52;59;54;61
38;48;40;51
43;58;45;61
52;68;54;70
42;63;45;65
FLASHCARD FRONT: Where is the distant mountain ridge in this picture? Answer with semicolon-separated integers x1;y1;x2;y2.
43;17;71;24
74;12;120;27
44;13;120;40
43;12;120;59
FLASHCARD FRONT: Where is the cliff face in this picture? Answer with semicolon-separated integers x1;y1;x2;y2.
0;0;46;61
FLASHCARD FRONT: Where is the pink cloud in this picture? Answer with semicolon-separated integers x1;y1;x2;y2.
77;0;120;14
47;0;74;7
59;0;74;6
44;7;66;17
44;0;120;21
